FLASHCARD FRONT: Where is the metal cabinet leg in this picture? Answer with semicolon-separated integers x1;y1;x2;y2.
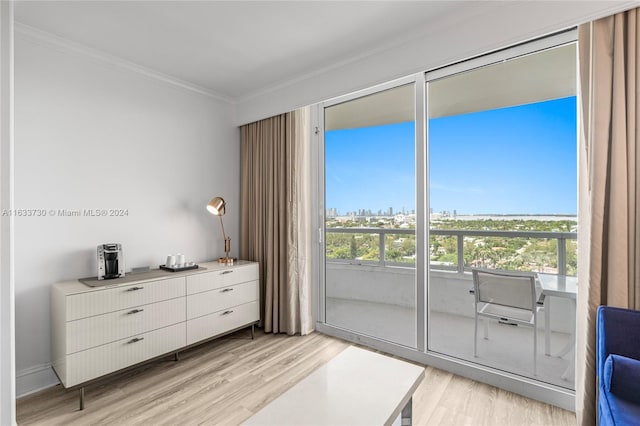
251;324;255;340
79;387;85;411
174;352;180;362
401;397;412;426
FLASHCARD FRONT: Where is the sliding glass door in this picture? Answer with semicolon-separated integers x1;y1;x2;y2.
322;82;418;348
316;32;578;404
427;43;578;389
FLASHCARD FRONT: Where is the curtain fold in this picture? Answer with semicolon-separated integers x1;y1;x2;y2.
289;107;314;335
239;108;313;335
577;8;640;425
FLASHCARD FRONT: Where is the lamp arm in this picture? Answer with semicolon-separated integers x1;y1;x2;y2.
218;215;228;243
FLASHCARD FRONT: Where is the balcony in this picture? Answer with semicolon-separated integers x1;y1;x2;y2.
324;227;577;390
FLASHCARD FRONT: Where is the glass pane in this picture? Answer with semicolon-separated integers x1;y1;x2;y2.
326;231;380;263
324;83;416;348
427;44;578;390
429;234;458;271
384;232;416;265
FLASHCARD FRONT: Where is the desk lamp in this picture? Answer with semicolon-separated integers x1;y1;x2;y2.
206;196;232;264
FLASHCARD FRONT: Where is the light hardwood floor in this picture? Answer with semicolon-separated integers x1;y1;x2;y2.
17;329;576;425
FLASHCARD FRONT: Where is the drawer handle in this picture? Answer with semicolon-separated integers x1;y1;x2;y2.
126;286;144;292
222;310;234;315
221;288;234;293
127;308;144;315
127;337;145;344
221;270;234;275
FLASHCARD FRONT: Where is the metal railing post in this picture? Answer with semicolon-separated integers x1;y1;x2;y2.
557;236;567;276
457;234;464;274
379;231;385;266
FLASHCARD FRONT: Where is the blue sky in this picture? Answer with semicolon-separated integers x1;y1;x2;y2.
326;121;416;214
325;96;577;215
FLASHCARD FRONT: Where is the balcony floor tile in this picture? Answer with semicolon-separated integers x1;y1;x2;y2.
326;297;574;390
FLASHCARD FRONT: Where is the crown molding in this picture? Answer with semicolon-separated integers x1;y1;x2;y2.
14;22;233;104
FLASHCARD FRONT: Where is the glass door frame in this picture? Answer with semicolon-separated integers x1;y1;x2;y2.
424;29;578;366
313;74;426;354
312;29;577;411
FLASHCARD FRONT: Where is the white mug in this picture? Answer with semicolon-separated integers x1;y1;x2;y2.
176;253;185;267
166;255;176;267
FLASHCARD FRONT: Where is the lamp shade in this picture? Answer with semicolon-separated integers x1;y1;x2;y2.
206;197;226;216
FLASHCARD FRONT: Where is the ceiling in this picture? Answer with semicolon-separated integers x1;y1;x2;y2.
326;43;576;130
428;43;577;119
14;1;477;102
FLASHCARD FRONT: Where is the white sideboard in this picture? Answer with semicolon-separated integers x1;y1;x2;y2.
51;260;259;408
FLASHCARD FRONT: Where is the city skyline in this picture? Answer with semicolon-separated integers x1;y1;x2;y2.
325;96;577;216
325;206;576;218
327;206;414;217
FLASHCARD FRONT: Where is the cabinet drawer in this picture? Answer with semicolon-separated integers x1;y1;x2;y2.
186;264;258;295
67;277;186;321
186;301;259;346
64;322;185;387
66;297;186;354
187;281;258;320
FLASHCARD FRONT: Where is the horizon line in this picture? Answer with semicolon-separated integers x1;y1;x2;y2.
329;212;577;217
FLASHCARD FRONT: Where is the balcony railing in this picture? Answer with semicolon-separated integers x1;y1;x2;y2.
325;227;577;276
325;227;414;267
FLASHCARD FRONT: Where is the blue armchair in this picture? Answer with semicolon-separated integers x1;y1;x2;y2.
597;306;640;425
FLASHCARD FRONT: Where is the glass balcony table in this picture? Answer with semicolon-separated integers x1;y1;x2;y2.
537;273;577;380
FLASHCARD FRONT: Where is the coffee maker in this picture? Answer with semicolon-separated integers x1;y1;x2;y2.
97;243;124;280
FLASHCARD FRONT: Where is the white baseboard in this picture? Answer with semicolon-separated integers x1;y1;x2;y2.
16;364;59;398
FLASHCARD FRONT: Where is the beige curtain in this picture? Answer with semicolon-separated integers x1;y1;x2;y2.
239;108;313;335
289;107;314;335
577;8;640;425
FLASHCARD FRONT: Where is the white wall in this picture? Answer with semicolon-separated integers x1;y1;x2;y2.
0;1;16;423
13;33;237;396
234;1;637;125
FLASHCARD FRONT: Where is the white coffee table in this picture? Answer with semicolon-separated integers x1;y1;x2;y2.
243;346;425;426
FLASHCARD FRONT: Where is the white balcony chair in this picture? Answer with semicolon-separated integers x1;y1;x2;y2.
472;268;544;375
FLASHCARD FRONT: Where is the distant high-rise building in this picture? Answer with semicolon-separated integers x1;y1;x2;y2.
389;207;393;216
327;208;337;218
